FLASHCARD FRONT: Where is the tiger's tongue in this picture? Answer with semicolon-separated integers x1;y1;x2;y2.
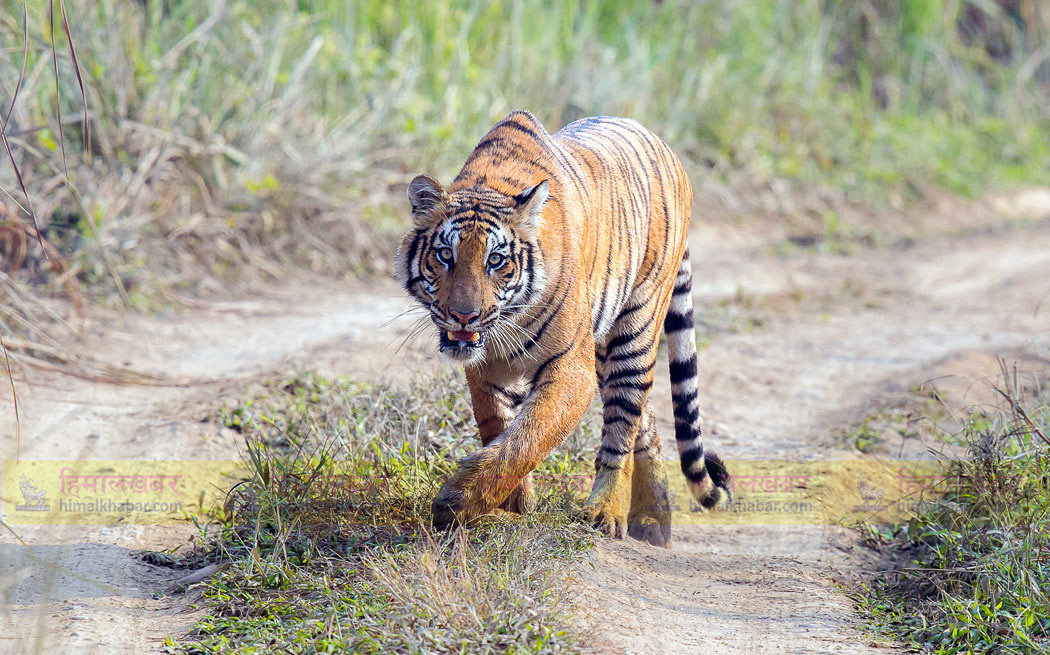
449;330;479;342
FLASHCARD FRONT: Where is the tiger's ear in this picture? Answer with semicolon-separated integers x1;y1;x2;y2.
513;179;549;230
407;175;447;224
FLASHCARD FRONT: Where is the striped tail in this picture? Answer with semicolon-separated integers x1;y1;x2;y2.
663;248;730;509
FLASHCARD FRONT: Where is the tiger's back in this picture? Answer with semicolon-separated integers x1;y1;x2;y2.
397;110;729;546
449;111;692;341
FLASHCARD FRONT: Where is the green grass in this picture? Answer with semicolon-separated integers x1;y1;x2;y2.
2;1;1050;306
167;370;597;654
856;378;1050;654
842;386;960;455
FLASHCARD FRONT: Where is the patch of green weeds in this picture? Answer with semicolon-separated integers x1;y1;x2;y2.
856;378;1050;654
172;370;596;654
844;386;969;455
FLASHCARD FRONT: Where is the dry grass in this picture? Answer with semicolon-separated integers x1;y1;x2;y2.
167;370;596;653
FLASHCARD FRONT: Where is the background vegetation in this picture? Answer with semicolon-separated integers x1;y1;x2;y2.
1;0;1049;309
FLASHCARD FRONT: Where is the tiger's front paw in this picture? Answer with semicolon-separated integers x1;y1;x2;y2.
581;464;632;539
431;484;467;530
431;471;488;529
431;451;509;529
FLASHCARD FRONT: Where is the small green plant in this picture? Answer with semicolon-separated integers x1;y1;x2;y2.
848;423;884;454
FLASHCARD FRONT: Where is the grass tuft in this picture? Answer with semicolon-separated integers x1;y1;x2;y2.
171;370;596;654
857;372;1050;654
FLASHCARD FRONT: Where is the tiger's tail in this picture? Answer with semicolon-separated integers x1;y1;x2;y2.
663;248;731;509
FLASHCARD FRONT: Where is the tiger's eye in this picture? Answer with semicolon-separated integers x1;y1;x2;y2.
487;253;505;267
438;247;454;263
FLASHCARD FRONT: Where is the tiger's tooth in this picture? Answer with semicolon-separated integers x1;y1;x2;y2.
467;332;479;342
447;331;456;340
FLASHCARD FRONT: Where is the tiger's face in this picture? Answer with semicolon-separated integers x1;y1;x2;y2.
395;175;549;365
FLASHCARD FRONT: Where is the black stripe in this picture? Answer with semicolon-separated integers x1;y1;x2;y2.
592;244;613;331
530;340;575;387
450;215;501;230
664;310;694;333
617;303;645;319
680;446;708;480
609;343;652;362
605;315;655;351
674;406;699;427
490;385;526;407
404;233;423;278
502;118;539;141
601;445;630;456
671;391;695;409
604;364;653;384
603;397;642;417
669;356;698;384
673;280;691;295
674;423;695;442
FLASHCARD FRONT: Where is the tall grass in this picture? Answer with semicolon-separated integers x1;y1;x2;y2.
1;0;1049;302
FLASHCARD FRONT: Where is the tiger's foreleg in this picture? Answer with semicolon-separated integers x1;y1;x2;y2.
432;345;597;528
465;373;535;514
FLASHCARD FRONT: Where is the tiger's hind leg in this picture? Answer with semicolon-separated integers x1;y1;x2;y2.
627;401;672;547
583;302;667;541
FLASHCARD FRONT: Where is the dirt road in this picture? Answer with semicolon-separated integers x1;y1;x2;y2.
2;202;1049;653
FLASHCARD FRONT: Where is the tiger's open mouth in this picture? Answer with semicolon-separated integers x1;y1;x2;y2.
440;329;486;358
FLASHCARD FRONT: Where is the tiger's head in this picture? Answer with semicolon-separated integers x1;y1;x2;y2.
395;175;549;365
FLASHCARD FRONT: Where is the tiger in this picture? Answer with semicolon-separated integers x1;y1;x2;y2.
395;109;730;547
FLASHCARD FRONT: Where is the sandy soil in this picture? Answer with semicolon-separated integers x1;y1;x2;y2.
2;201;1049;654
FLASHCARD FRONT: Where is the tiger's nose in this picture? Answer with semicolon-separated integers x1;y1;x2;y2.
449;307;480;325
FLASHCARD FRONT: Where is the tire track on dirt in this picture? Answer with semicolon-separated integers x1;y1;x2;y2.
0;285;437;654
